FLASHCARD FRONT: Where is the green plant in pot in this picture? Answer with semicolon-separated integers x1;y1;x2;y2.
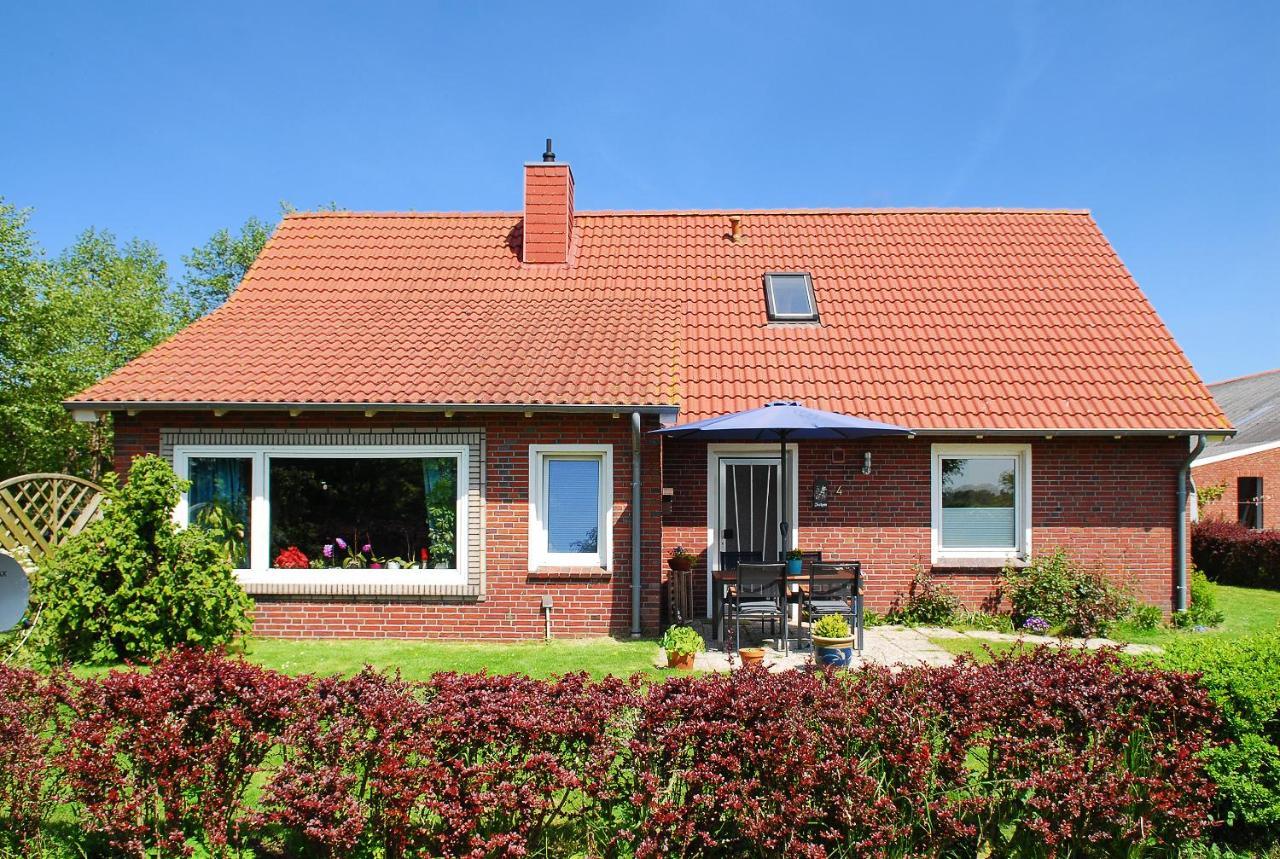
668;545;697;572
811;613;855;668
785;548;804;575
659;624;705;670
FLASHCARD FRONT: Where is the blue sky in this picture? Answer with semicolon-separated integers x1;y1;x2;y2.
3;1;1277;383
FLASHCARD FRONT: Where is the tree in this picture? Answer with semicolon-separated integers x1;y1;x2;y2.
0;221;183;479
179;215;272;319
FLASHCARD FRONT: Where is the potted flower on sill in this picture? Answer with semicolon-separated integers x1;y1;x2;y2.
811;614;855;668
785;548;805;575
659;624;704;670
668;546;697;572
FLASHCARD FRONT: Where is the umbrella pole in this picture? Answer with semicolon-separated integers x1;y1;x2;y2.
780;432;790;654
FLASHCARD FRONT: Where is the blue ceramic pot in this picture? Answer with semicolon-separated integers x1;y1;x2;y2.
786;558;803;575
813;637;854;668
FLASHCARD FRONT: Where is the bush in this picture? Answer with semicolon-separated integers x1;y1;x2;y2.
1130;603;1165;631
0;666;66;852
28;455;253;664
0;648;1224;857
1160;631;1280;843
61;647;304;856
1194;520;1280;589
888;568;961;625
1003;548;1134;637
1175;569;1228;629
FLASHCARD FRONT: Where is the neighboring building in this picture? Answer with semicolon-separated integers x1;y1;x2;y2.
1193;368;1280;530
66;149;1231;639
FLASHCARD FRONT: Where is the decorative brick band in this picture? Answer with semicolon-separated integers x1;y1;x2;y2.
160;426;487;599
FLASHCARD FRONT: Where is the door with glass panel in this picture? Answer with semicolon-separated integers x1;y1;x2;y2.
717;458;783;569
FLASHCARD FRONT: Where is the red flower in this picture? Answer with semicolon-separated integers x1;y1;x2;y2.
274;546;310;569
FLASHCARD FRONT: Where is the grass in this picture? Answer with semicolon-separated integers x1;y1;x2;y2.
929;583;1280;663
232;635;663;681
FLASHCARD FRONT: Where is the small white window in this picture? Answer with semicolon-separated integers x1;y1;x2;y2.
931;444;1031;562
764;272;818;321
529;445;613;569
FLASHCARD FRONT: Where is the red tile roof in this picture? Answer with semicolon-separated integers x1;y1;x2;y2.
70;209;1229;432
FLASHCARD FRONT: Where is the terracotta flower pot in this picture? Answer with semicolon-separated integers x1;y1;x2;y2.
668;556;695;572
667;650;697;670
812;635;855;669
738;647;766;667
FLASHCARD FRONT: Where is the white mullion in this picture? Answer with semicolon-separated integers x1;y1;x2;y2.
250;452;269;571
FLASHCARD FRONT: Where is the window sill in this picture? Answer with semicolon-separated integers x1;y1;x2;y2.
526;566;612;583
931;557;1026;572
238;570;476;598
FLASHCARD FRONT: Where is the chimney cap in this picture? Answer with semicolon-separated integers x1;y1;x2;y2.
542;138;556;162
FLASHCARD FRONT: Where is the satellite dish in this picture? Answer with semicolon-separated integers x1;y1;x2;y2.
0;553;30;631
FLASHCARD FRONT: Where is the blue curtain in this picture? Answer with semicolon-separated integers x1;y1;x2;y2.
188;457;251;563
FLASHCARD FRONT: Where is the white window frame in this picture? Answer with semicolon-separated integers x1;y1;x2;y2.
528;444;613;570
173;443;469;586
930;443;1032;563
763;272;818;321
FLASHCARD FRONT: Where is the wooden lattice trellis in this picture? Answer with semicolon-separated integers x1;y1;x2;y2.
0;473;105;567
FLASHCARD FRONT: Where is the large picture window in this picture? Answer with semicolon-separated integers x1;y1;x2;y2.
529;445;613;569
174;444;467;585
931;444;1030;561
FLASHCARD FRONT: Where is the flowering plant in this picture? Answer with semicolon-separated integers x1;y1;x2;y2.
1022;616;1051;635
274;546;310;569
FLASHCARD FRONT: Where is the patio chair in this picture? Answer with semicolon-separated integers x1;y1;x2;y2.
806;561;864;653
724;562;788;655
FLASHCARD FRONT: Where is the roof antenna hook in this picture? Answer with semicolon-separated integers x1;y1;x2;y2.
543;138;556;163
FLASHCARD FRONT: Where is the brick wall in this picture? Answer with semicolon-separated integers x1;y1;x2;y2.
1193;445;1280;530
661;436;1191;616
112;410;663;639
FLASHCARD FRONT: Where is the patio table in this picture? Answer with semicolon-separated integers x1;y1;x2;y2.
712;564;860;647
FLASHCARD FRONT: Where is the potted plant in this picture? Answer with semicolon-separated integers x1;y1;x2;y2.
811;614;855;668
668;546;697;572
659;624;704;670
785;548;804;575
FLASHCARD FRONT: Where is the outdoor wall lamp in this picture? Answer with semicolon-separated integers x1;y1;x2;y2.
862;452;872;475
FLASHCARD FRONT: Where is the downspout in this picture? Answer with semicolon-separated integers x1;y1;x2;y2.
1175;434;1207;613
630;412;643;638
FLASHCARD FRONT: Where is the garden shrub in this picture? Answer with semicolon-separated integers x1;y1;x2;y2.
1175;569;1228;629
60;647;304;857
888;567;961;625
1193;520;1280;589
0;648;1225;857
0;666;66;852
1002;547;1134;636
1129;603;1165;631
29;454;253;664
955;609;1015;633
1161;631;1280;842
261;668;636;858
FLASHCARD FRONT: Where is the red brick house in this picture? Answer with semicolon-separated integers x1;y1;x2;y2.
67;149;1232;639
1193;368;1279;530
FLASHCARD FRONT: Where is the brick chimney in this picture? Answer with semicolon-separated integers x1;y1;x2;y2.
522;139;574;264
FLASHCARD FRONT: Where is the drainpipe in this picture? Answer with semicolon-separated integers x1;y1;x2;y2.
1175;434;1207;613
631;412;643;638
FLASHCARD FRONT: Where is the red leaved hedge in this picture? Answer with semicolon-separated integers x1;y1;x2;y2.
0;647;1221;858
1193;520;1280;588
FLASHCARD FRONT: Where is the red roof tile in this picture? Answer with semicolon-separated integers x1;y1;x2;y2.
70;209;1229;432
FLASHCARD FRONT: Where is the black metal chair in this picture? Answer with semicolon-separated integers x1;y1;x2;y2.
806;561;864;653
724;562;787;655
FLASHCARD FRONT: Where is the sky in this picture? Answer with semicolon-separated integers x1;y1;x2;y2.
2;1;1277;383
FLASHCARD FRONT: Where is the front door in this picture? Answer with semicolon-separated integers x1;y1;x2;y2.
717;457;783;569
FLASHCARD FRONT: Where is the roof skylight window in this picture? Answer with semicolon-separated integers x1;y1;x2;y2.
764;272;818;322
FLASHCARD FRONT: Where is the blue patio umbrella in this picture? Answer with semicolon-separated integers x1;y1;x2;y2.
653;402;912;557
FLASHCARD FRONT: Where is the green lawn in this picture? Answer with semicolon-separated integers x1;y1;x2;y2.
1110;583;1280;647
233;635;663;681
930;584;1280;662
